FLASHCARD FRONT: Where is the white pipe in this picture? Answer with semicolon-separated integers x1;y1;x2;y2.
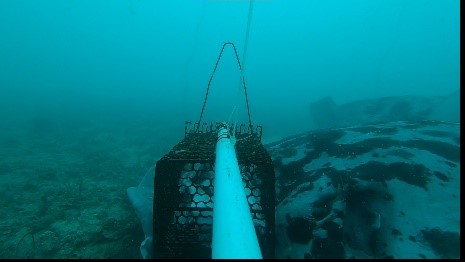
212;126;262;259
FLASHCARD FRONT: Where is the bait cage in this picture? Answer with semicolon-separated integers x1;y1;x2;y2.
152;121;276;258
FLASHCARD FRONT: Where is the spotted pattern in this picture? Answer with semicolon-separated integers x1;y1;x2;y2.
267;120;460;259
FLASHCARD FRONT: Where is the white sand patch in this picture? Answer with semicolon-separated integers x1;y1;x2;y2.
335;121;459;146
383;176;459;258
267;134;306;150
302;144;457;177
281;144;309;165
335;129;384;144
277;190;314;223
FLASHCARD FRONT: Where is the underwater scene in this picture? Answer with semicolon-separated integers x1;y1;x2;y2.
0;0;460;259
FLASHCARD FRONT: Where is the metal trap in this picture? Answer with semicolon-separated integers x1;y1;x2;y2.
152;121;276;258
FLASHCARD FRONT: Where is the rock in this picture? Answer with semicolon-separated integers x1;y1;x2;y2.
309;91;459;129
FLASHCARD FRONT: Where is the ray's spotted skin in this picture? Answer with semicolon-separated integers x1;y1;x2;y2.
267;120;460;259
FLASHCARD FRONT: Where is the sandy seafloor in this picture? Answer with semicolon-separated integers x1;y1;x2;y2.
0;115;179;259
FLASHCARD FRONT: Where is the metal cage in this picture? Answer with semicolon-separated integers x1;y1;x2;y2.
152;122;276;258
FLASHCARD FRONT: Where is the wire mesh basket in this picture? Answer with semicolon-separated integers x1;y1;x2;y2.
152;121;276;258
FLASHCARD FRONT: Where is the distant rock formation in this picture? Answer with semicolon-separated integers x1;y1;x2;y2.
309;90;459;129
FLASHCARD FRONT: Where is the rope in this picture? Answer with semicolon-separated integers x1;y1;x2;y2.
228;0;255;135
196;42;253;132
242;0;254;72
196;1;255;132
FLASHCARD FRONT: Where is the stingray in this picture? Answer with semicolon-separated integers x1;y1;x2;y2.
269;120;459;259
127;120;460;259
126;166;155;259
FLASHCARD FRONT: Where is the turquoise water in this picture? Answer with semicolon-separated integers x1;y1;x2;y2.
0;0;460;258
